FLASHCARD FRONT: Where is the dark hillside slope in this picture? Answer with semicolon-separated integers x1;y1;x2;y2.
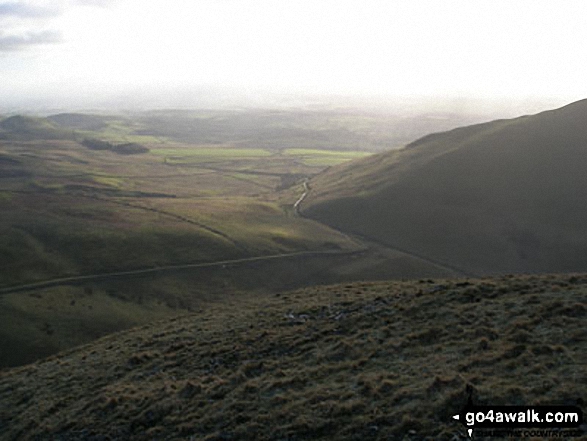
303;99;587;275
47;113;109;131
0;275;585;440
0;115;72;140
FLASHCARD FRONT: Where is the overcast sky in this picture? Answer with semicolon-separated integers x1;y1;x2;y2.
1;0;587;110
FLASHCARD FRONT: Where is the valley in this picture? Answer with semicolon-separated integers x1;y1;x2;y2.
0;102;585;440
3;1;587;438
0;108;471;368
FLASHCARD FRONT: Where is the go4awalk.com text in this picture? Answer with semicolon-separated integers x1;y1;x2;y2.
452;404;583;438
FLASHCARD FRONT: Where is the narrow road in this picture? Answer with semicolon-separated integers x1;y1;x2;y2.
0;249;362;296
293;180;309;215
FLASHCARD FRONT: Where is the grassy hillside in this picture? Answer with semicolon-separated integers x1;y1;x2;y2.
0;113;371;368
47;113;110;131
0;275;585;440
303;99;587;275
2;111;389;292
2;109;464;369
0;115;73;140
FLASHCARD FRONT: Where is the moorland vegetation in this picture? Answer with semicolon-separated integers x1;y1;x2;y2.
0;102;586;440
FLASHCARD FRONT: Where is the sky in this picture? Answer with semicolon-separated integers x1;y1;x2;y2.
1;0;587;111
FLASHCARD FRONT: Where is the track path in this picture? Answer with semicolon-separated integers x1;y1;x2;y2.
293;180;309;215
1;181;474;296
0;249;362;295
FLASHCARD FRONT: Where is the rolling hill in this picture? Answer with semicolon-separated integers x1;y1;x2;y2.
0;112;365;368
0;115;73;140
302;99;587;276
0;275;585;440
2;108;463;370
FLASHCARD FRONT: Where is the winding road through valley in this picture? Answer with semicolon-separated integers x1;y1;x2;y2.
0;249;362;296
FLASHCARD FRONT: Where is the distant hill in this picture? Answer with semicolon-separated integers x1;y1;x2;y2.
48;113;109;131
0;275;584;440
0;115;73;140
135;109;486;151
302;99;587;275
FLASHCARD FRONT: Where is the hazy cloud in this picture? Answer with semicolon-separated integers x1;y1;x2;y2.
0;1;114;52
0;2;66;52
0;30;62;51
69;0;116;7
0;2;59;18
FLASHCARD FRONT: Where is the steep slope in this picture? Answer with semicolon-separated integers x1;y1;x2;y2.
302;99;587;275
0;276;585;440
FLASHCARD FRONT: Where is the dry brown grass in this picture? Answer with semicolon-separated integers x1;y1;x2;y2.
0;274;585;440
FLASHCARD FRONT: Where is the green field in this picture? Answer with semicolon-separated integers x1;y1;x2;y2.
283;148;371;157
150;147;272;157
283;148;371;166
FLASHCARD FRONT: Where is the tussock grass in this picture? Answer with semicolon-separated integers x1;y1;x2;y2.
0;275;585;440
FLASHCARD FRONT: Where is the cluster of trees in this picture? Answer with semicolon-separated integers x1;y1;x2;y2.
81;138;149;155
